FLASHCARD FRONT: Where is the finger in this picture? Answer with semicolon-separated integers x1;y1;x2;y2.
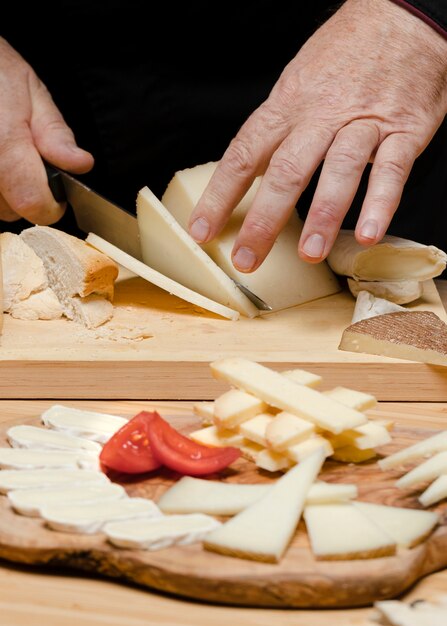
0;192;21;222
30;79;94;174
230;126;334;272
188;101;292;244
298;121;380;263
355;133;416;245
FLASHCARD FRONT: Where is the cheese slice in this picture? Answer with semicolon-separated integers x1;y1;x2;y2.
331;445;377;463
104;513;221;550
379;430;447;470
7;425;102;453
162;162;340;312
203;449;325;563
255;448;292;472
0;469;109;494
192;401;215;425
0;448;99;470
353;501;439;548
347;278;423;305
328;421;392;451
396;451;447;489
210;357;367;434
351;291;407;324
419;474;447;507
323;386;377;411
374;599;447;626
213;388;268;428
8;483;126;517
188;425;244;448
265;412;316;451
42;498;162;534
304;503;396;560
287;436;334;463
239;413;274;446
339;311;447;366
136;186;258;317
239;439;264;462
86;233;240;321
280;369;323;388
157;476;357;516
41;405;127;444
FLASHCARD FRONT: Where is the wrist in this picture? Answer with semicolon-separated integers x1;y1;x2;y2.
388;0;447;39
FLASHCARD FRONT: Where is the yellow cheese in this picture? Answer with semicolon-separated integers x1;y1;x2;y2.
331;446;377;463
213;388;268;428
280;369;322;388
239;413;274;446
239;440;264;462
323;386;377;411
286;436;333;463
265;412;316;451
327;421;392;451
188;425;244;448
192;401;215;425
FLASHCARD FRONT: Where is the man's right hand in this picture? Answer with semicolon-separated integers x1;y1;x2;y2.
0;37;94;225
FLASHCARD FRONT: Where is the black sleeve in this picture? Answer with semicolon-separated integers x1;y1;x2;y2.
389;0;447;36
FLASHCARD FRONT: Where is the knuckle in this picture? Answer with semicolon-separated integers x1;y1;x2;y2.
310;201;341;227
327;148;365;177
243;215;276;244
268;157;305;194
223;139;257;178
374;158;407;182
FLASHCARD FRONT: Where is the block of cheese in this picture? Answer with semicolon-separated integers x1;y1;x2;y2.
347;278;423;305
255;448;292;472
339;311;447;366
286;436;334;463
86;233;240;321
280;369;323;388
327;229;447;281
304;503;396;560
162;162;340;311
0;448;99;471
0;469;109;494
239;439;264;462
323;386;377;411
188;425;244;448
192;401;215;425
239;413;274;446
396;451;447;489
213;389;268;428
353;501;439;548
210;357;367;433
331;446;377;463
7;425;102;454
41;405;127;444
265;412;316;451
419;474;447;507
379;430;447;470
203;450;325;563
136;186;258;317
328;421;392;451
351;291;407;324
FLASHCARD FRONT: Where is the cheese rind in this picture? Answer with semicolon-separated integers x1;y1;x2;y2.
0;469;109;494
7;425;102;453
351;291;406;324
347;278;422;305
41;405;127;444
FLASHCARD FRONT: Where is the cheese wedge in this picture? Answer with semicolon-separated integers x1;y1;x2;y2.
286;436;334;463
8;483;126;517
136;186;258;317
239;413;274;446
396;451;447;489
86;233;240;321
351;291;407;324
42;498;162;534
255;448;292;472
347;278;422;305
353;501;439;548
213;389;268;428
157;476;358;515
280;369;323;388
379;430;447;470
0;448;99;471
210;357;367;434
41;405;127;444
374;599;447;626
188;425;244;448
339;311;447;366
104;513;221;550
7;425;102;453
304;503;396;560
203;450;325;563
0;469;109;494
323;386;377;411
331;446;377;463
328;421;392;451
162;162;340;312
265;412;316;451
419;474;447;507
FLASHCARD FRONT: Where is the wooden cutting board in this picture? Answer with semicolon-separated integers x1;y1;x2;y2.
1;270;447;401
1;408;446;609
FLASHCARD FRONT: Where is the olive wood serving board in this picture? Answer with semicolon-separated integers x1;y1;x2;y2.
0;409;447;609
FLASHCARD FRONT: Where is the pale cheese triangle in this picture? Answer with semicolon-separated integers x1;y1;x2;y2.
136;186;258;317
203;449;325;562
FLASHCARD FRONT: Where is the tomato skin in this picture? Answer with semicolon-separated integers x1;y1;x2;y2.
100;411;162;474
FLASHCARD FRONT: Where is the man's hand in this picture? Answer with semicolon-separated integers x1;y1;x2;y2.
0;38;93;224
189;0;447;272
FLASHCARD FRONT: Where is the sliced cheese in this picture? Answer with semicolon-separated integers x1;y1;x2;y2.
41;405;127;444
351;291;407;324
347;278;423;305
42;497;161;534
86;233;240;321
306;481;358;504
8;483;126;517
331;445;377;463
255;448;292;472
210;357;367;434
327;230;447;281
192;401;215;425
286;436;334;463
419;474;447;507
323;386;377;411
203;450;325;563
0;469;109;494
239;413;274;446
265;412;316;451
304;503;396;560
188;425;244;448
162;162;340;312
213;388;268;428
379;430;447;470
104;513;221;550
0;448;99;471
239;439;264;462
328;421;392;451
280;369;322;388
374;599;447;626
353;501;439;548
396;451;447;489
136;186;258;317
339;311;447;366
7;425;102;453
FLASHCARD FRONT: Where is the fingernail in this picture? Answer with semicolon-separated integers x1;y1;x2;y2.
233;246;257;271
359;219;378;241
302;233;325;258
190;217;210;242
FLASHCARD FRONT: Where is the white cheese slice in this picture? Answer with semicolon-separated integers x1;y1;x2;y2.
323;386;377;411
280;369;323;388
239;413;274;446
7;425;102;453
328;421;392;451
8;483;126;517
210;357;367;434
353;501;439;548
419;474;447;507
396;451;447;489
306;481;358;504
286;436;334;463
86;233;240;321
351;291;407;324
42;497;162;534
374;599;447;626
239;439;264;462
347;278;423;305
255;448;292;472
213;388;268;428
266;412;316;451
0;469;109;494
379;430;447;470
0;448;98;471
203;450;325;562
304;503;396;560
104;513;221;550
192;401;215;425
137;186;258;317
162;162;340;311
41;405;127;444
188;425;244;448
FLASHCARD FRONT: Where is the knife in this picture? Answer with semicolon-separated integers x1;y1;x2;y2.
46;165;272;311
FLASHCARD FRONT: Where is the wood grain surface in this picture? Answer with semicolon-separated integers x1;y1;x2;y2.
1;273;447;401
1;401;447;611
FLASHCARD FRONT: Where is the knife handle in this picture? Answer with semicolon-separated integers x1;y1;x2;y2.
45;163;67;204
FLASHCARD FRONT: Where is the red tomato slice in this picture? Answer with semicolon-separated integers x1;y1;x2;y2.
100;411;162;474
147;413;241;476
